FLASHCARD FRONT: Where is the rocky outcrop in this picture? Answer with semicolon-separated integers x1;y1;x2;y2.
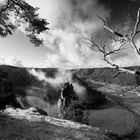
57;82;86;123
0;107;112;140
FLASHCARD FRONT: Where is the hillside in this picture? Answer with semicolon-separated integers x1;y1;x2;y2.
0;65;139;115
0;107;111;140
0;65;139;112
1;65;140;87
0;65;140;139
76;66;140;87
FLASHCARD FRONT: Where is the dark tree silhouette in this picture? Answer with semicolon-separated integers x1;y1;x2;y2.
0;0;49;46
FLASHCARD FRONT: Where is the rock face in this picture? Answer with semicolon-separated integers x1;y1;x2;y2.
0;107;112;140
0;70;20;109
57;82;87;124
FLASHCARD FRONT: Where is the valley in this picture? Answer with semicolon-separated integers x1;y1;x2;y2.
0;65;140;139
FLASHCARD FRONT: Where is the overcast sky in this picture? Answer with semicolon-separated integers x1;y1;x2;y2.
0;0;140;68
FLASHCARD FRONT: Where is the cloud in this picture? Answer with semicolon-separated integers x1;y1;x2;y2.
0;56;23;67
28;68;72;88
28;68;87;101
25;0;111;68
23;0;139;68
0;0;138;68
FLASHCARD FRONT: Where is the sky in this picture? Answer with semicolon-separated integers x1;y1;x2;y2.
0;0;140;68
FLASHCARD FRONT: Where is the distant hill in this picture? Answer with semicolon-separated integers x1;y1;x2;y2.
0;65;140;93
0;64;140;116
76;66;140;86
0;65;140;91
0;65;60;111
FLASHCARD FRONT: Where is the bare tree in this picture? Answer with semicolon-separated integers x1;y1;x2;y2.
87;8;140;77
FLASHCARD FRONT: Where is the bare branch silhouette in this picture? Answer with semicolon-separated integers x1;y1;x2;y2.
98;8;140;55
87;38;135;76
87;8;140;77
131;8;140;55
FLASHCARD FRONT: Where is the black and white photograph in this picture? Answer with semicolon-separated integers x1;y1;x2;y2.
0;0;140;139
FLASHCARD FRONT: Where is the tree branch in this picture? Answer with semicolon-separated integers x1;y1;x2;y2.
10;0;32;21
0;21;12;35
90;8;140;77
98;16;124;38
0;0;10;14
87;38;136;77
131;8;140;55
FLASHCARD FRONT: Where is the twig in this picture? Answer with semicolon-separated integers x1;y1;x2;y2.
98;15;124;38
131;8;140;55
0;0;10;14
87;38;135;76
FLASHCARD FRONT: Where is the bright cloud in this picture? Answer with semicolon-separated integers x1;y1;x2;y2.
0;0;138;68
0;56;23;67
25;0;111;68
